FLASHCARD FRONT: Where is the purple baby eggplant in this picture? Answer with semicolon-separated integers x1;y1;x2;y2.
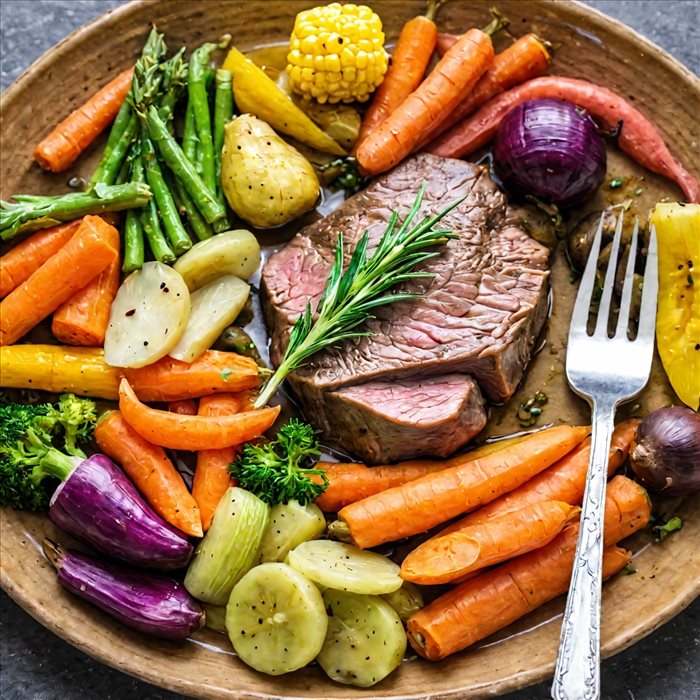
43;539;204;639
49;453;193;570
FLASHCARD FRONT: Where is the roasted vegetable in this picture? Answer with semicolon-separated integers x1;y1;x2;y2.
567;209;619;273
173;229;261;291
0;394;95;510
304;103;361;151
184;486;269;605
630;407;700;496
222;47;345;155
231;418;327;506
256;499;326;563
169;275;250;363
382;582;425;623
44;540;204;639
226;563;328;675
650;203;700;410
287;540;402;595
493;99;606;207
221;115;320;228
1;398;192;568
287;3;389;104
214;325;262;363
317;589;406;687
104;262;191;369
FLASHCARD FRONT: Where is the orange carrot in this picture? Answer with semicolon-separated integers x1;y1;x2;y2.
193;394;244;531
401;500;580;585
356;0;443;146
446;419;639;531
0;216;119;346
355;28;494;175
407;475;649;660
169;399;199;416
51;248;121;346
122;350;260;402
314;436;525;512
416;33;550;150
429;76;700;203
118;378;280;450
335;425;589;549
34;67;134;172
0;220;82;298
95;410;203;537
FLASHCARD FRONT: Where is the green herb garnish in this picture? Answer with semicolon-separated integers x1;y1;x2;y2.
320;157;369;197
609;177;624;189
653;515;683;541
231;419;326;506
254;184;462;407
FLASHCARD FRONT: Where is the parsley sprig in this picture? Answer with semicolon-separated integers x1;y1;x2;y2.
231;419;327;506
254;183;462;407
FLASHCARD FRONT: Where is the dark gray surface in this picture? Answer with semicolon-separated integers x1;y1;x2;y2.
1;1;699;699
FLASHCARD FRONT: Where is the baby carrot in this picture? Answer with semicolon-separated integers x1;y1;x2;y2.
356;0;443;146
355;28;494;175
0;215;118;346
0;220;81;298
314;437;523;512
169;399;198;416
407;475;649;660
95;410;203;537
401;500;580;585
51;250;121;347
416;33;551;150
119;378;280;450
429;76;699;203
34;67;134;172
192;394;244;531
122;350;260;402
335;425;589;549
448;419;639;531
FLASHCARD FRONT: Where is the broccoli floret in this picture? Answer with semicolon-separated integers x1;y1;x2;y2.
0;394;96;511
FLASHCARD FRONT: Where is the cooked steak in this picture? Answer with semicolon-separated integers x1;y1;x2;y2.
262;153;550;463
324;375;487;464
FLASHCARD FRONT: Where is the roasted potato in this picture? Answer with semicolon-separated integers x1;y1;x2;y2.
222;114;320;228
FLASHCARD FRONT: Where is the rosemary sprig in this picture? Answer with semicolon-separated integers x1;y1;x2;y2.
254;183;463;408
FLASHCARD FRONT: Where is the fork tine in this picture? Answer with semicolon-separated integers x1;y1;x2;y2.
636;223;659;342
614;217;640;337
569;210;608;336
594;210;624;336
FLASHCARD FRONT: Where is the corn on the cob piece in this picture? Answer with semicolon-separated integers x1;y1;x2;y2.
287;3;389;104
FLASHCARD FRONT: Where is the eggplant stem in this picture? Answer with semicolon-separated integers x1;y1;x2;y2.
42;538;64;571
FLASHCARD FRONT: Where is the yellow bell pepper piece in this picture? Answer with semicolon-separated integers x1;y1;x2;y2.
0;344;120;400
650;202;700;410
222;47;346;156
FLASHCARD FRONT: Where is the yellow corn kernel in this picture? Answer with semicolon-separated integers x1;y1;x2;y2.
287;3;388;104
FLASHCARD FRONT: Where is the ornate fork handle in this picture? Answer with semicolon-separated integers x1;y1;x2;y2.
552;400;616;700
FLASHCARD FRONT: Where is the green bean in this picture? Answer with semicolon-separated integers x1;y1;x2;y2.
212;69;233;233
142;136;192;256
147;106;225;224
188;44;218;194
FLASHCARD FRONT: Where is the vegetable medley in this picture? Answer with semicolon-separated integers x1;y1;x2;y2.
1;0;699;691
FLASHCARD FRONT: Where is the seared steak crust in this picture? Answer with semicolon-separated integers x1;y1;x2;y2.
262;154;550;463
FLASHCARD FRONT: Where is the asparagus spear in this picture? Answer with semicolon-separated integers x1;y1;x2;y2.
0;183;151;241
122;151;146;272
212;68;233;233
142;135;192;255
146;106;225;224
174;180;213;241
182;100;200;172
188;44;218;195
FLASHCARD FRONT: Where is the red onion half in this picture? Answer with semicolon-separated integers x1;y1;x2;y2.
492;98;606;207
629;406;700;496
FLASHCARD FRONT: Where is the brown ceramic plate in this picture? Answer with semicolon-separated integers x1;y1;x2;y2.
1;1;699;698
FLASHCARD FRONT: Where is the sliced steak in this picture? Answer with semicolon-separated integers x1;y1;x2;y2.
261;153;550;463
323;375;487;464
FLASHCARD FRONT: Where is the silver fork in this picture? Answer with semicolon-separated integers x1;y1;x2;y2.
551;211;658;700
